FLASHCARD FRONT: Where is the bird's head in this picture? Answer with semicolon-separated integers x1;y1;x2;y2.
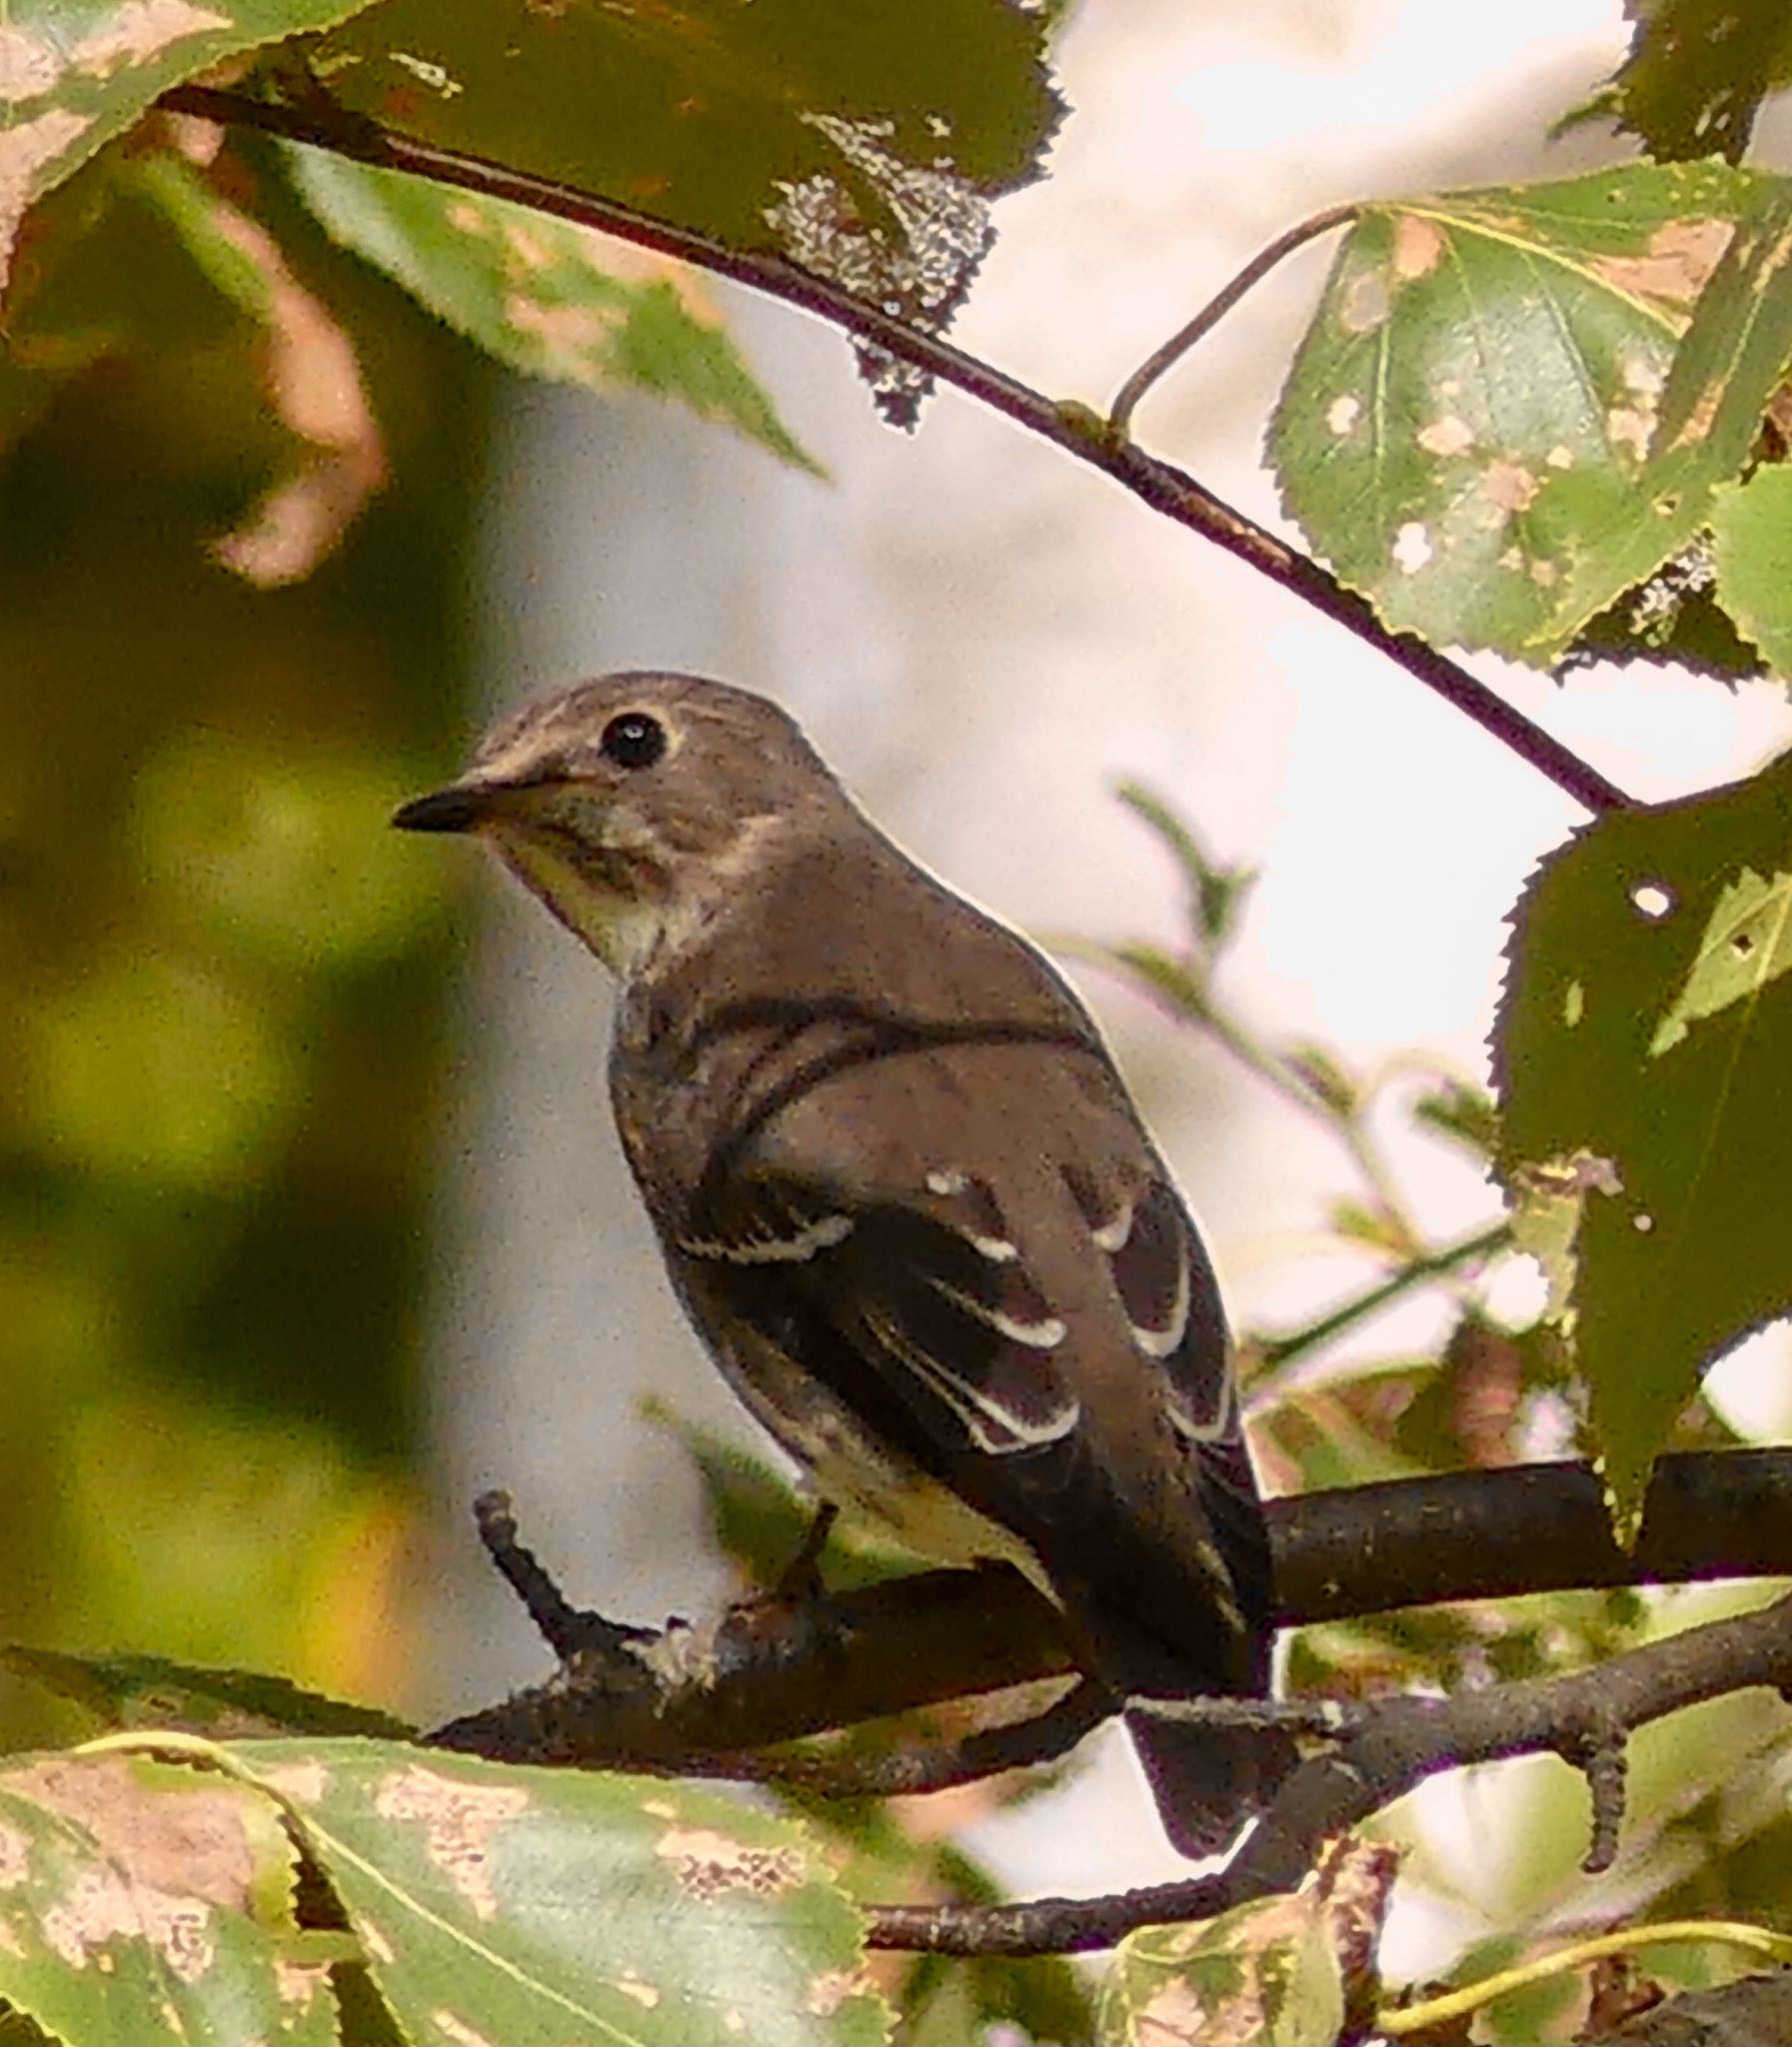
393;672;842;977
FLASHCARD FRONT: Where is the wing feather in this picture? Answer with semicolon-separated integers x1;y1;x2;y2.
678;1171;1080;1455
1060;1165;1233;1442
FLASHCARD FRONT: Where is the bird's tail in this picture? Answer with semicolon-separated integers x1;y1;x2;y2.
1122;1700;1297;1861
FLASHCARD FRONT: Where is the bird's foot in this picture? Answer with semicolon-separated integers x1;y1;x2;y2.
724;1501;846;1663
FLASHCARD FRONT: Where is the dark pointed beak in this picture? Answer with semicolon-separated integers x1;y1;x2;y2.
391;783;498;834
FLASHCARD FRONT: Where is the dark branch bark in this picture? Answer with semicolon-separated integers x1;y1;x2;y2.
866;1586;1792;1954
685;1678;1111;1799
157;82;1634;822
429;1448;1792;1777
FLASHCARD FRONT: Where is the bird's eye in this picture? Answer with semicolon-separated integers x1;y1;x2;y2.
599;711;667;770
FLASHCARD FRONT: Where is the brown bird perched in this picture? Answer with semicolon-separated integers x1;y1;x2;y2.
394;671;1289;1858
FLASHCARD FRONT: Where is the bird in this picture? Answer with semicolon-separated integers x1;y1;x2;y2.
393;670;1290;1858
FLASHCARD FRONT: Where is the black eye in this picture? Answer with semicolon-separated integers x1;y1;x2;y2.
600;711;667;770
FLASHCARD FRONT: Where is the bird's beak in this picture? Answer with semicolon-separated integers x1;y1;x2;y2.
392;780;513;835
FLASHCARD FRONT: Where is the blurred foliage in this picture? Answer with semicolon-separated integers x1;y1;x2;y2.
0;162;485;1756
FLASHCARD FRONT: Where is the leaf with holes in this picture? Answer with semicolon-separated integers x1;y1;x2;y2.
304;0;1062;425
1494;751;1792;1529
1713;462;1792;676
286;150;821;471
1650;867;1792;1052
1269;162;1792;665
1097;1849;1392;2047
1538;178;1792;655
227;1736;892;2047
0;1748;338;2047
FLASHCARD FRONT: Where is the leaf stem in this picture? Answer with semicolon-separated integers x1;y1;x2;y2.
1256;1220;1512;1368
1108;200;1361;433
1378;1919;1792;2038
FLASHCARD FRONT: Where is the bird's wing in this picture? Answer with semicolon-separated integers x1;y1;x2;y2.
1053;1160;1235;1447
670;1124;1245;1485
673;1164;1082;1459
664;1037;1280;1719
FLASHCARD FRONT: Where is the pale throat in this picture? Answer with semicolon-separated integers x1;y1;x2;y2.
487;803;804;983
489;831;679;982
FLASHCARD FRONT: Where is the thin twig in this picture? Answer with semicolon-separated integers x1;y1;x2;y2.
1109;201;1361;433
156;82;1636;821
1577;1737;1629;1876
1255;1219;1512;1369
474;1489;652;1666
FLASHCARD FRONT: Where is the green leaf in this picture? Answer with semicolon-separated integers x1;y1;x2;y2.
0;0;380;266
1649;868;1792;1054
1269;162;1792;666
1441;1935;1584;2047
1538;180;1792;654
1494;752;1792;1528
304;0;1062;423
228;1736;893;2047
1098;1888;1350;2047
286;149;822;471
0;1748;339;2047
1564;541;1766;679
2;1645;416;1740
1713;463;1792;675
1607;0;1792;163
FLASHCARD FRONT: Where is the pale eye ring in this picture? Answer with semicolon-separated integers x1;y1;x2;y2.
600;711;667;770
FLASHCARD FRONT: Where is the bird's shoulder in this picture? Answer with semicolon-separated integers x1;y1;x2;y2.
612;829;1111;1183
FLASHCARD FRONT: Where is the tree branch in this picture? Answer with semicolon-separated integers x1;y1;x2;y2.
420;1451;1792;1954
157;82;1635;821
865;1586;1792;1954
429;1448;1792;1771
